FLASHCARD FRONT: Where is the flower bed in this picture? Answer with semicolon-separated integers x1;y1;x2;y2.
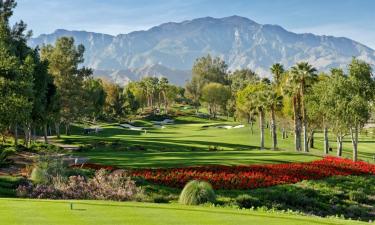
130;157;375;190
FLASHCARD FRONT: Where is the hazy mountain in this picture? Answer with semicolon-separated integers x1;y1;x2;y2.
29;15;375;85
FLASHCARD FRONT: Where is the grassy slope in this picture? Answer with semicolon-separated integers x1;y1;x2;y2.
58;116;374;168
62;117;318;168
0;199;366;225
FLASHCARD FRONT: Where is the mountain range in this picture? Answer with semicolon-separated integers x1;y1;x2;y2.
29;15;375;85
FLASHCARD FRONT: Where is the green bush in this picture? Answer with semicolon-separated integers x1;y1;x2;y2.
0;146;16;166
30;167;49;184
235;194;261;209
30;155;67;184
152;194;169;203
348;190;367;203
179;180;216;205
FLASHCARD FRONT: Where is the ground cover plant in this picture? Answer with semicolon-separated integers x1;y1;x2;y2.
130;157;375;189
220;175;375;221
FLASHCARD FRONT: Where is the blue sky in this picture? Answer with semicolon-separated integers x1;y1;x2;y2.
11;0;375;49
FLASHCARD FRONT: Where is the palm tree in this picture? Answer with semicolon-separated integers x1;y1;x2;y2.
159;77;169;113
289;62;317;152
270;63;285;86
264;88;283;150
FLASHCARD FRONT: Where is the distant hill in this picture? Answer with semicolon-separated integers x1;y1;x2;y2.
29;15;375;85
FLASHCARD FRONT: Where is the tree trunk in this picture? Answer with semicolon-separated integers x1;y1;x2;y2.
350;125;358;162
28;127;32;146
303;124;308;152
282;127;285;139
55;122;61;139
23;126;28;147
65;123;70;136
337;135;343;157
324;126;329;154
259;109;265;150
293;97;301;151
309;130;314;148
43;123;48;144
14;124;18;146
271;109;277;150
32;127;36;142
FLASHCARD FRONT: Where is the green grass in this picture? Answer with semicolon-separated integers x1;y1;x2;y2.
0;198;367;225
57;116;374;168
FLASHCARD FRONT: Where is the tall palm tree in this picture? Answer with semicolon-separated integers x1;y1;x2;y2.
264;88;283;150
159;77;169;113
270;63;285;86
282;72;301;151
290;62;317;152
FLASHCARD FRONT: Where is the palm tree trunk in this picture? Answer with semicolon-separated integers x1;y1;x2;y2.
271;108;277;150
259;109;265;150
293;97;301;151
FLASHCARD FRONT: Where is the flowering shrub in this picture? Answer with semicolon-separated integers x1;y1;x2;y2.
17;169;143;201
131;157;375;190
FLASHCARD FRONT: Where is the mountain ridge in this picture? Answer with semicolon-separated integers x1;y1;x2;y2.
29;15;375;85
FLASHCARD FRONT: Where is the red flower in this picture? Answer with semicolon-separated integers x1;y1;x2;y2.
130;157;375;190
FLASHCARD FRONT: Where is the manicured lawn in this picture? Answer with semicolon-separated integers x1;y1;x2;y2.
0;199;367;225
56;116;374;168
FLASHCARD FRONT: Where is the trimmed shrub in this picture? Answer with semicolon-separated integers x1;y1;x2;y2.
235;194;262;209
152;194;169;203
179;180;216;205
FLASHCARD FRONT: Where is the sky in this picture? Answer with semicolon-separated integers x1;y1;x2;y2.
10;0;375;49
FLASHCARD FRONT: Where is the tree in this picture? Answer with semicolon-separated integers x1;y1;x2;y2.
229;69;259;120
192;54;228;85
264;87;283;150
142;76;159;111
305;73;331;153
102;80;125;120
186;55;229;112
83;78;106;122
0;0;34;145
164;84;179;114
41;37;92;135
29;52;57;144
237;82;269;149
347;58;375;161
201;83;231;118
185;76;204;112
126;81;147;111
285;62;317;152
270;63;285;86
123;87;140;116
